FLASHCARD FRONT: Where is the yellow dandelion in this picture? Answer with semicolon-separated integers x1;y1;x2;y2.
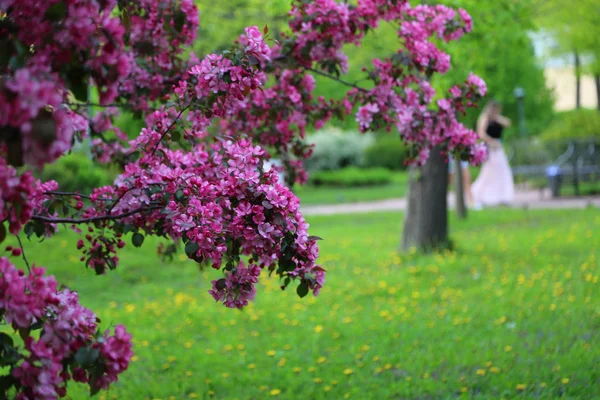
185;371;193;377
561;378;570;384
324;386;331;392
314;325;323;333
125;304;136;313
221;373;229;378
189;394;198;399
540;382;547;388
161;363;170;370
237;344;245;350
267;350;276;357
314;377;323;383
207;391;214;396
293;367;302;373
131;356;139;362
184;341;193;349
167;356;177;362
384;363;392;370
308;366;316;372
489;367;500;373
343;368;353;375
248;364;256;369
476;369;486;376
278;358;286;367
269;389;281;396
460;387;468;393
516;383;527;391
344;394;350;399
317;356;327;364
504;345;512;352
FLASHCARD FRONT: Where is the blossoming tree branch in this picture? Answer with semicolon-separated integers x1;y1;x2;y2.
0;0;486;398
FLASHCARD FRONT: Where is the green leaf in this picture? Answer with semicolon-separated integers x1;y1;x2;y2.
33;220;45;237
132;233;144;248
74;347;100;368
173;10;187;32
0;333;14;349
185;241;199;257
174;189;185;203
296;282;309;298
45;1;67;21
279;257;295;272
0;223;5;245
0;374;16;395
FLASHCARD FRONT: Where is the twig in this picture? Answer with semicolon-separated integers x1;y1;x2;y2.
15;235;31;273
32;206;162;224
150;103;192;156
303;66;368;93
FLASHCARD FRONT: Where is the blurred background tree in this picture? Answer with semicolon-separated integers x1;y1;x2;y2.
532;0;600;110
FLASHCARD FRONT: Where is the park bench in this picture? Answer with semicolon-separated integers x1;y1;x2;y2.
509;139;600;198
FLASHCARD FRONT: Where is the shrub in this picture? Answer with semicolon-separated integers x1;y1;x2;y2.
310;167;393;187
364;135;408;170
305;128;375;172
38;152;115;193
506;138;553;166
541;109;600;141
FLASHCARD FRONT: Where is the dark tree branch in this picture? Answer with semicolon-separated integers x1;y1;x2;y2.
32;206;162;224
150;103;192;156
15;235;31;273
303;66;368;93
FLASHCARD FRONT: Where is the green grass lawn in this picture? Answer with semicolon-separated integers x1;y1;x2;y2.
296;172;409;205
3;209;600;399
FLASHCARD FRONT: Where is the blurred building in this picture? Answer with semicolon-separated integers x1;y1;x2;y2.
531;32;597;111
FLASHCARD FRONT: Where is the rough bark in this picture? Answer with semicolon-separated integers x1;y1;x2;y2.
401;147;449;252
454;157;467;220
574;51;581;109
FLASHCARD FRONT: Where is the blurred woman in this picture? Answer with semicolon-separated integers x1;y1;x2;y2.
471;100;514;207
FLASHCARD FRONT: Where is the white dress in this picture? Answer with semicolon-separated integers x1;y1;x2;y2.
471;122;514;206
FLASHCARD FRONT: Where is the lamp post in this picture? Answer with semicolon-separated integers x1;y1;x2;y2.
514;87;526;137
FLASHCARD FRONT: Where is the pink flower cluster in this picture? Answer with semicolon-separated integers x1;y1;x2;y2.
240;26;272;64
0;258;133;399
0;159;36;234
120;0;199;110
209;261;261;309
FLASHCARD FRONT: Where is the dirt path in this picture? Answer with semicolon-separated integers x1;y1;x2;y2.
301;189;600;216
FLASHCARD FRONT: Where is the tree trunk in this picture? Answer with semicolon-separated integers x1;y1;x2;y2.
574;51;581;109
401;147;449;252
595;74;600;111
454;157;467;220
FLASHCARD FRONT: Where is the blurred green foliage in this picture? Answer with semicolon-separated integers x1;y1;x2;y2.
364;135;408;171
541;109;600;141
304;128;375;172
39;152;115;193
310;167;393;187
